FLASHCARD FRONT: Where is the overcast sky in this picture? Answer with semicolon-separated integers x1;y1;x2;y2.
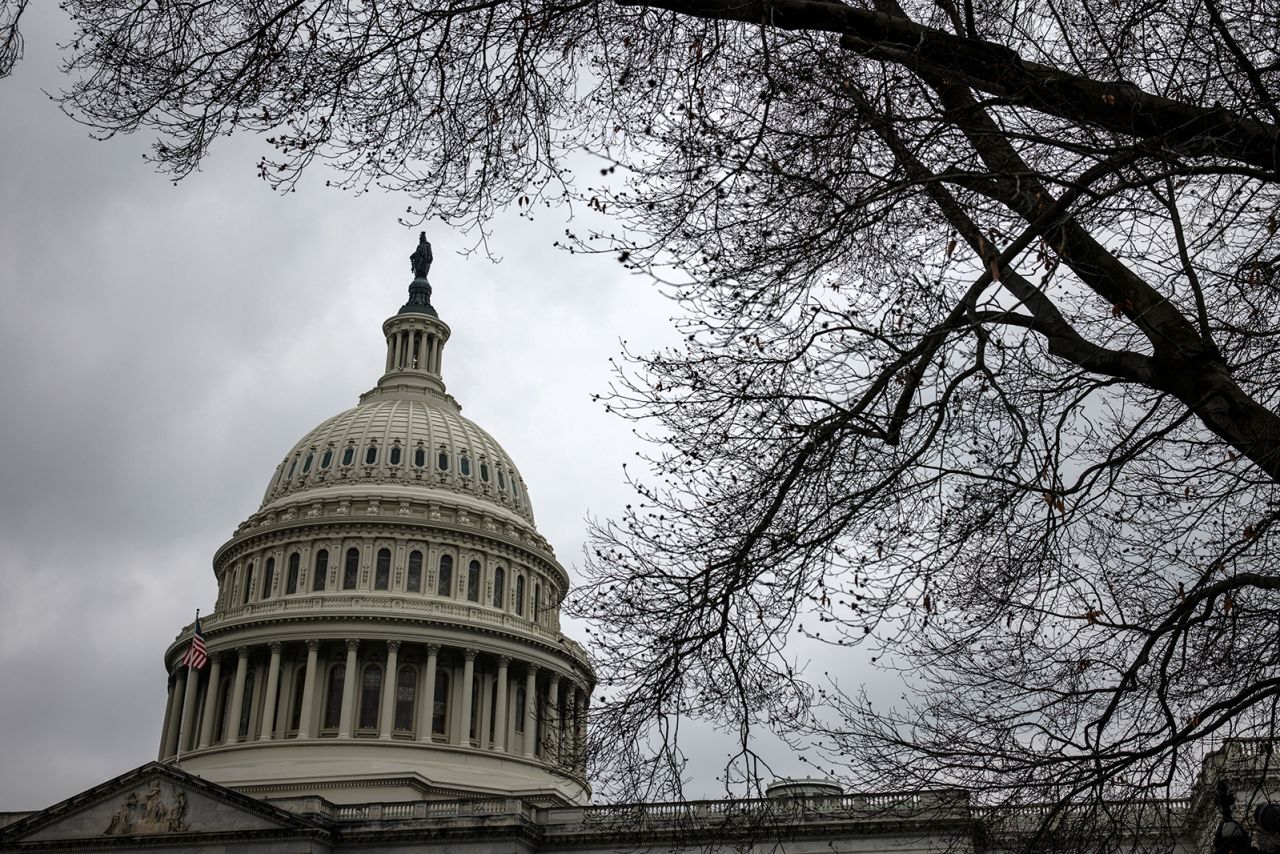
0;6;845;810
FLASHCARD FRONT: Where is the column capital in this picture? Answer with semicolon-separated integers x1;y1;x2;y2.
497;655;512;668
305;639;320;651
268;641;282;654
525;663;540;678
548;671;562;687
236;645;250;659
463;648;478;662
426;643;441;656
345;638;360;651
387;640;401;653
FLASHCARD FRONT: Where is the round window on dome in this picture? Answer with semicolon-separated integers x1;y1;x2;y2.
342;445;355;466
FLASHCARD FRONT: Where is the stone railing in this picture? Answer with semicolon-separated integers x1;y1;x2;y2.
187;596;584;660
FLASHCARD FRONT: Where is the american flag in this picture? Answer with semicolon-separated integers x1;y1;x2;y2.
181;615;208;670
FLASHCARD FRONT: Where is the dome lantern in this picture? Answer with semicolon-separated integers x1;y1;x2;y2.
366;233;451;401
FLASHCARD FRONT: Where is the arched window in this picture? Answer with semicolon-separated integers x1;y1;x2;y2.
320;448;333;469
394;666;416;732
243;563;254;605
323;663;345;730
365;444;378;465
358;664;382;730
514;685;526;733
343;548;359;590
390;444;402;465
341;445;355;466
414;446;426;468
437;448;450;471
437;554;453;597
466;560;481;602
289;666;307;731
238;671;256;738
407;551;423;593
533;582;542;621
493;567;506;609
460;453;471;476
302;452;314;474
432;671;450;735
313;549;329;591
261;557;276;599
286;552;301;594
374;548;391;590
515;575;525;616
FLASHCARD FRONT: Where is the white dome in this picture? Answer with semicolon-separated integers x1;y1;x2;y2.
261;397;534;524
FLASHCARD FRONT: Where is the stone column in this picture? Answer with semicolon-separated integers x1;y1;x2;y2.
197;654;223;748
227;647;250;744
338;639;359;738
297;640;319;739
577;694;589;773
493;656;510;752
456;649;477;746
178;663;201;752
162;669;186;758
419;644;439;741
546;672;561;763
416;331;427;370
523;666;538;757
379;641;401;739
158;673;178;759
258;642;283;742
385;334;395;372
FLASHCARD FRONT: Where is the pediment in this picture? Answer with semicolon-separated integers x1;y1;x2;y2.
0;761;325;846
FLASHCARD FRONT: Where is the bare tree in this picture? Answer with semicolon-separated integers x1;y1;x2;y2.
0;0;27;78
46;0;1280;839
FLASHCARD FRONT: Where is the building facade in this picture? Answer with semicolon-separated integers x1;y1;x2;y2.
0;237;1262;853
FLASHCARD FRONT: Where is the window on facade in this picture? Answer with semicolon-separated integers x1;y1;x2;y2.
394;666;416;732
320;448;333;469
238;671;256;738
374;548;391;590
533;583;542;621
460;453;471;476
286;553;301;594
407;551;423;593
289;666;307;731
480;462;490;482
365;444;378;465
466;560;481;602
497;469;506;490
515;575;525;616
515;685;526;733
432;671;449;735
323;664;345;730
414;446;426;468
341;445;355;466
390;444;402;465
437;554;453;597
493;567;505;609
358;664;382;730
262;558;276;599
343;548;359;590
243;563;254;605
437;448;449;471
302;452;313;474
286;457;298;480
313;549;329;592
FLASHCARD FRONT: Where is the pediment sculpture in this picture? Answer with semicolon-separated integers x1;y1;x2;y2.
103;780;188;835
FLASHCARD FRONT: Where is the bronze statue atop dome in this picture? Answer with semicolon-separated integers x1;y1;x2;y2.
410;232;433;279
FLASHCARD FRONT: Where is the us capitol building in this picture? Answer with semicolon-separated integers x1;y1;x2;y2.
0;237;1269;853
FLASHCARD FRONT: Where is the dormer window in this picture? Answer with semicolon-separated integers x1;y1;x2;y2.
437;447;449;471
414;445;426;468
480;462;490;483
341;445;356;466
497;469;506;490
459;453;471;476
286;457;298;480
390;443;402;465
320;448;334;469
302;452;314;474
365;443;378;465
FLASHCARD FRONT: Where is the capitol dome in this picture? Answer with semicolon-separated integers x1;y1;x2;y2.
154;234;592;806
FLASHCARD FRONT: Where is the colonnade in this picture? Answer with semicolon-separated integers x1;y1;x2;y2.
159;638;588;775
385;326;444;375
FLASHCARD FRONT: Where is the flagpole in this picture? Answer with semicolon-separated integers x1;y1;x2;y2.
174;609;199;767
